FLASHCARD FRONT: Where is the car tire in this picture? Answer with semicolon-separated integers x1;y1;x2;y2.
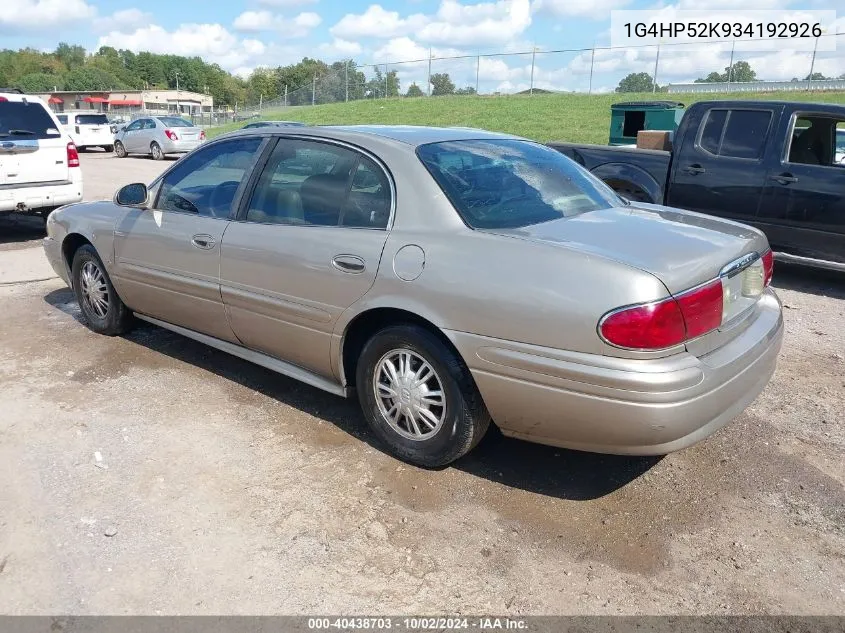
356;324;491;468
71;244;134;336
150;142;164;161
103;144;114;153
114;142;127;158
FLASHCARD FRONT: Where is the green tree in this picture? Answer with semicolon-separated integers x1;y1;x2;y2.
15;72;64;92
405;82;424;97
430;72;455;96
695;61;757;83
805;72;829;81
455;86;477;95
615;72;656;93
64;67;127;91
54;43;86;71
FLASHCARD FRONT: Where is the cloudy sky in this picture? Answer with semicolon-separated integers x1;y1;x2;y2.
2;0;843;94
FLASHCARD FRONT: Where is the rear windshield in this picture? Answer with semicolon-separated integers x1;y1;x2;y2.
76;114;109;125
158;117;194;128
0;100;61;140
416;139;623;229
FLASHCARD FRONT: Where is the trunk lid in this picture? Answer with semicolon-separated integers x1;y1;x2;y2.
484;203;769;294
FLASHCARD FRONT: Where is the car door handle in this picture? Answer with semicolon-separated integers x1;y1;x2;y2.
191;234;216;250
769;173;799;185
683;164;706;175
332;254;365;273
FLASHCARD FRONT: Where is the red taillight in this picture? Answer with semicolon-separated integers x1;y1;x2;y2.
676;279;724;339
0;97;7;102
762;249;774;287
67;142;80;168
600;299;687;350
165;129;178;141
199;130;206;140
600;279;724;350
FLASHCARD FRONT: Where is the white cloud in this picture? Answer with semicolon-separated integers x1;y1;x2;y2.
258;0;318;6
0;0;95;31
532;0;632;18
93;8;151;33
319;38;364;58
331;0;531;47
233;10;321;36
97;23;270;72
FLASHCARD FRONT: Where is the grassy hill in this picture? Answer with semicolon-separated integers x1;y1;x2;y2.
207;90;845;145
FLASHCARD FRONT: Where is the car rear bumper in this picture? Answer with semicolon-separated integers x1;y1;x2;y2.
0;179;83;213
445;289;783;455
161;138;203;154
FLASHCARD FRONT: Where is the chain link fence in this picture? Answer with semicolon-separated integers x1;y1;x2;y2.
228;32;844;115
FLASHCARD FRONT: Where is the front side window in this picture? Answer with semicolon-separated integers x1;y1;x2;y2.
416;139;621;229
155;137;263;217
787;116;845;167
245;138;390;228
124;120;143;131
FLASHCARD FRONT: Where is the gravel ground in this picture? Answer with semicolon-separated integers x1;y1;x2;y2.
0;152;842;615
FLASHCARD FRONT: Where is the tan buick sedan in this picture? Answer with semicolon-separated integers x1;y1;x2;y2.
43;126;783;467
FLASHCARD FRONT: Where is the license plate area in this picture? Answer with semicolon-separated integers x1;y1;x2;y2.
720;255;765;327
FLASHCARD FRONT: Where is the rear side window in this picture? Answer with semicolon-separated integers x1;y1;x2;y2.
417;139;621;229
76;114;109;125
698;109;771;160
0;101;61;140
158;117;193;128
57;114;68;125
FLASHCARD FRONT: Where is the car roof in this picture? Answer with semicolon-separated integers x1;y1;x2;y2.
225;124;525;147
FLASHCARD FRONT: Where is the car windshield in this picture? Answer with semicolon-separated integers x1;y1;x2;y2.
417;139;624;229
158;117;194;128
0;101;62;139
76;114;109;125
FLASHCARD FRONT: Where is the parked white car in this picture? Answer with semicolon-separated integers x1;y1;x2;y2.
0;90;83;218
56;111;114;152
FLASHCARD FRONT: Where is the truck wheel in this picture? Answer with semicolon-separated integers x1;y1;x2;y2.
103;144;114;153
613;184;652;204
356;324;491;468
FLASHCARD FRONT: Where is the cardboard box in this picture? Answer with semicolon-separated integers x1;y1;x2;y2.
636;130;673;151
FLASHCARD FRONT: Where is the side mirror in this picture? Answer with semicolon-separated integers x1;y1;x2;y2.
115;183;148;207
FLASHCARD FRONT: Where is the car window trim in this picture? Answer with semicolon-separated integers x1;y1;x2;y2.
782;111;845;169
150;136;270;220
232;133;397;231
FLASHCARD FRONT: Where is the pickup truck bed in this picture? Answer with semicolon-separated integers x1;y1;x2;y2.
549;100;845;271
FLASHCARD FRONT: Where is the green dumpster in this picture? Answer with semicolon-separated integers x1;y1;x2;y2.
609;101;685;146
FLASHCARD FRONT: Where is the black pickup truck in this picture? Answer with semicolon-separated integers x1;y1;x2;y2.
550;100;845;271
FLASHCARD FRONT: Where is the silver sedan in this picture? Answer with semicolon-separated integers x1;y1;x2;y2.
113;116;206;160
43;125;783;467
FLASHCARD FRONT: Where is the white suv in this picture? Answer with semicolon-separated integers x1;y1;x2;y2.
0;90;83;217
56;111;114;152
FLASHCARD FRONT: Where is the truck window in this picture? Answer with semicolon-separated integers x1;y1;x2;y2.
698;109;772;160
787;116;845;167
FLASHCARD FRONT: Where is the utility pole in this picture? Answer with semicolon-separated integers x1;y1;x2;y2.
312;74;317;106
259;93;263;109
807;30;823;90
588;46;595;94
475;55;480;94
384;64;389;98
427;48;432;96
284;84;288;108
727;40;736;88
345;61;349;102
652;41;661;93
529;46;537;96
174;70;180;113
